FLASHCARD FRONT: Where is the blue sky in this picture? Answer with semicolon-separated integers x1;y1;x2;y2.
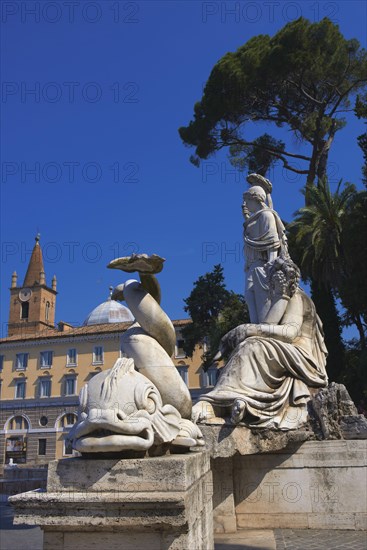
1;0;366;337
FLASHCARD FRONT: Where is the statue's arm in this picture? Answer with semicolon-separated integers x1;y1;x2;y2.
250;295;303;343
219;303;302;353
216;320;293;357
246;320;301;343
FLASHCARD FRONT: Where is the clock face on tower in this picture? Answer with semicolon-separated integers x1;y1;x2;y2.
19;288;32;302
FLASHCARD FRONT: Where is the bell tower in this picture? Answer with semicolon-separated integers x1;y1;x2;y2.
8;235;58;337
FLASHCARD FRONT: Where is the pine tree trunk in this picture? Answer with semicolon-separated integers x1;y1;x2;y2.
352;313;366;349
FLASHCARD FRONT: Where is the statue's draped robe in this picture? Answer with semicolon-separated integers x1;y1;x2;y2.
244;207;286;264
202;291;328;430
244;208;288;323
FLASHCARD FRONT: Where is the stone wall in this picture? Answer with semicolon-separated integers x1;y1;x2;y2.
10;452;214;550
211;440;366;532
0;465;47;498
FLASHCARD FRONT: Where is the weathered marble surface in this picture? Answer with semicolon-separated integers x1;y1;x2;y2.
69;254;203;455
10;452;214;550
210;440;367;534
199;424;311;459
308;382;367;440
233;440;367;531
193;174;328;430
197;383;367;459
69;357;203;454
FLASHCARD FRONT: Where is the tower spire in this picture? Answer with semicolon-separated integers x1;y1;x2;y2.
8;234;58;337
23;234;45;286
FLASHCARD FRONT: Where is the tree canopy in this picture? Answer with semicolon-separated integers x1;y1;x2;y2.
287;177;367;400
179;17;367;186
355;94;367;186
182;264;249;368
288;178;367;348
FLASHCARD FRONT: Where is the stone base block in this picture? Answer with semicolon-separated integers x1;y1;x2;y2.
210;439;367;532
211;457;237;534
234;440;367;531
10;451;213;550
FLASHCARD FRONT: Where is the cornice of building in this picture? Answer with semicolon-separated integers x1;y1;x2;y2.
0;396;79;410
0;319;192;349
0;331;125;349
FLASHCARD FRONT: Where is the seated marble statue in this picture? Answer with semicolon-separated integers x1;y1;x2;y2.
192;175;328;430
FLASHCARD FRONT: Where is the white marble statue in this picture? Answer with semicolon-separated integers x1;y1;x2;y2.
192;175;328;430
69;254;204;454
243;175;289;323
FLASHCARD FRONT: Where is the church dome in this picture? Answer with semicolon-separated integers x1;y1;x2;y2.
83;291;134;326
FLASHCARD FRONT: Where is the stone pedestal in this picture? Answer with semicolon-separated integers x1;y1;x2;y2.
203;433;367;533
233;440;367;531
10;451;213;550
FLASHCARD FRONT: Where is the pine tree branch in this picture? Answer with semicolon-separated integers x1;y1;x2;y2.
218;135;309;174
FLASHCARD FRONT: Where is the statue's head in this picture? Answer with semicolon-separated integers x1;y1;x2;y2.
243;185;267;209
68;357;182;455
268;256;301;299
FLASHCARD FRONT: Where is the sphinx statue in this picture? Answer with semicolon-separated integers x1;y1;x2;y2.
192;174;328;430
69;254;204;455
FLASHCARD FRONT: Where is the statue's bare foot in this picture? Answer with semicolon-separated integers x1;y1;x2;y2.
171;419;205;448
231;399;247;424
192;401;216;423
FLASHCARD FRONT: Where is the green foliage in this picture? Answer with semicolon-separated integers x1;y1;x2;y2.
338;191;367;345
355;94;367;186
179;17;367;185
287;178;351;379
288;178;356;287
206;292;249;366
288;179;367;394
340;341;367;405
310;280;345;382
182;264;231;357
182;265;249;368
229;134;285;175
183;265;230;332
289;180;367;347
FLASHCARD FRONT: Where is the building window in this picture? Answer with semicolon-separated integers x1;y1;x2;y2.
175;338;186;358
59;413;77;429
8;416;29;431
39;378;51;398
177;365;188;385
93;346;103;365
207;368;217;386
202;367;219;388
21;302;29;319
38;439;47;455
40;351;53;368
15;380;26;399
64;413;76;427
63;437;74;456
65;376;76;396
15;353;28;370
67;348;77;366
39;416;48;427
0;355;4;371
45;301;50;321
